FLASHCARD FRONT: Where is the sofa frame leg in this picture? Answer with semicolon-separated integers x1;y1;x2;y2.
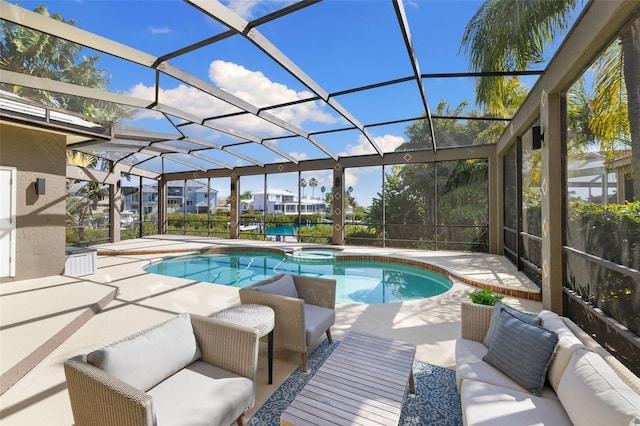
301;353;308;371
326;329;333;343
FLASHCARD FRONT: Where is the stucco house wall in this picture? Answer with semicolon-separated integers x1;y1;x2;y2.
0;124;67;282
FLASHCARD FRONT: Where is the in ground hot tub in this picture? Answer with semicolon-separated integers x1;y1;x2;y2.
286;248;342;261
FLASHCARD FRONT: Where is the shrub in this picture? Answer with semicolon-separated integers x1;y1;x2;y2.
466;288;504;306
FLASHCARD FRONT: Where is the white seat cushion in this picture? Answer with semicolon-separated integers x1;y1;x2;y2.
455;339;556;398
148;360;254;426
461;379;571;426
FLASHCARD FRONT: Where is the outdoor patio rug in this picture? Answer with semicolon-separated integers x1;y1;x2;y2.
248;340;463;425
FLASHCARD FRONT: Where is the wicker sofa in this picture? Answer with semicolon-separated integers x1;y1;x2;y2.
64;313;260;426
456;301;640;425
239;273;336;371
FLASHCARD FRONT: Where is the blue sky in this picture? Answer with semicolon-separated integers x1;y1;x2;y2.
17;0;567;207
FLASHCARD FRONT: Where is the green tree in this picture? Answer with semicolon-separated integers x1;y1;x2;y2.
368;170;426;240
369;100;493;249
309;177;318;199
620;18;640;199
460;0;577;115
399;99;514;150
567;77;599;153
299;177;307;198
66;181;109;242
0;4;128;121
461;0;639;199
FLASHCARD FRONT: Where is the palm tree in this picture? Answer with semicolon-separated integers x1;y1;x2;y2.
461;0;639;200
320;185;326;200
309;177;318;199
620;18;640;198
0;5;128;121
299;178;307;198
460;0;577;115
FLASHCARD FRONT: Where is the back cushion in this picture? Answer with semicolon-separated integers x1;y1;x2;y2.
483;302;541;347
87;313;201;391
558;349;640;426
482;309;558;396
256;274;298;298
538;310;585;391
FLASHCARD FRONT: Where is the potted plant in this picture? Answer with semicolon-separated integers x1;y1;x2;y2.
466;288;504;306
460;288;504;341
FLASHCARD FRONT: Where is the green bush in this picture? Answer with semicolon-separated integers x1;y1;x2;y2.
567;201;640;268
300;224;332;243
466;288;504;306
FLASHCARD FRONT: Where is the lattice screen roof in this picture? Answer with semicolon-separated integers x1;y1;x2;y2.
0;0;574;176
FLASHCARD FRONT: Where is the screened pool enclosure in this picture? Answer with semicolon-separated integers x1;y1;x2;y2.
1;1;639;372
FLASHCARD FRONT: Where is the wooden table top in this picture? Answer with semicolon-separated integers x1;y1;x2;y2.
280;331;416;426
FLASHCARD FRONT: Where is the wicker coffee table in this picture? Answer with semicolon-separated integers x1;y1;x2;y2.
211;304;275;384
280;331;416;425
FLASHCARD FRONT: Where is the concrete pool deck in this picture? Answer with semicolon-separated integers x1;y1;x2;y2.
0;236;542;425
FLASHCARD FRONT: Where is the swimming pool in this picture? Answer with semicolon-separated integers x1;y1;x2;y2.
145;250;452;304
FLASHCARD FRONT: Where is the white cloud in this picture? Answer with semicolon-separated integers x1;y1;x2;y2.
339;134;405;157
127;60;339;137
149;26;171;35
344;170;359;190
128;82;237;120
287;151;309;161
208;60;338;127
222;0;296;20
223;0;261;19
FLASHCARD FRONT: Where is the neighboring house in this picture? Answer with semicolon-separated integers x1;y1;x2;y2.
566;151;627;204
240;197;254;213
121;184;157;215
122;181;218;215
252;189;327;215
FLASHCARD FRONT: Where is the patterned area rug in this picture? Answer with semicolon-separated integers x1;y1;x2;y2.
248;340;463;425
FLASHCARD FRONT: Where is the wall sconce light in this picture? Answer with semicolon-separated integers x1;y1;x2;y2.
532;125;544;150
35;178;46;195
334;177;340;188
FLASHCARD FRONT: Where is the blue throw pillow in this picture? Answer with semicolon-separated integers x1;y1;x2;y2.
482;301;541;347
483;309;558;395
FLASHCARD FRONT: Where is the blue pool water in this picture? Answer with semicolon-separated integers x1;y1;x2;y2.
145;251;452;304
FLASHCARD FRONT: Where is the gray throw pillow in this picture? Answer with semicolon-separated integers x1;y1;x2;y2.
483;301;541;347
483;309;558;395
256;274;299;298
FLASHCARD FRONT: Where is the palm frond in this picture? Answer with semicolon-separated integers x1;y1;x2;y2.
589;41;630;162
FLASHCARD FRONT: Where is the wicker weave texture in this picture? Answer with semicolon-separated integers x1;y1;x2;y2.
64;314;260;426
239;274;336;354
64;357;154;426
460;301;493;342
190;314;259;383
